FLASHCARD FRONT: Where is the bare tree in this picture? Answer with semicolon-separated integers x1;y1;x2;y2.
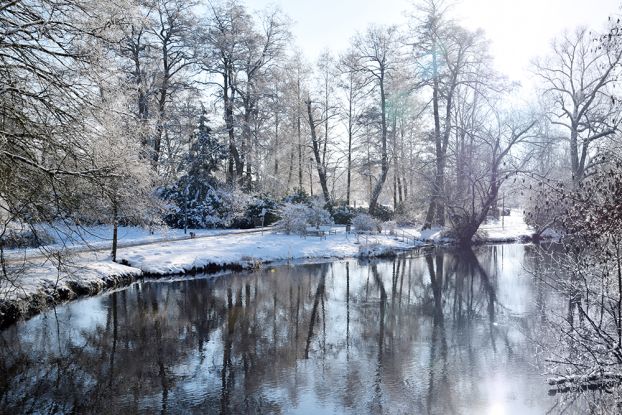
349;25;400;215
411;1;490;229
447;106;538;245
305;97;331;207
150;0;200;168
534;27;622;187
338;51;368;207
236;7;289;189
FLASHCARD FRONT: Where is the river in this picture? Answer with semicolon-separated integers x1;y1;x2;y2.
0;244;560;414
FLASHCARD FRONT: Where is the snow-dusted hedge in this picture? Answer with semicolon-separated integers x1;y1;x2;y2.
352;213;380;233
332;204;355;225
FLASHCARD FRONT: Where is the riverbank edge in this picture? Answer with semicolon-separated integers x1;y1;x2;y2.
1;243;427;329
0;233;541;329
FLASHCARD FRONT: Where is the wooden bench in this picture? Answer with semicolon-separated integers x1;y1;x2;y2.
305;227;326;239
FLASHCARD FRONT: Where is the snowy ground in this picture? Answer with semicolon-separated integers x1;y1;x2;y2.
118;228;421;274
376;208;534;244
478;208;534;242
5;224;255;260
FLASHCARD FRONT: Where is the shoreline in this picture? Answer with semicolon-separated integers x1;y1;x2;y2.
0;228;542;329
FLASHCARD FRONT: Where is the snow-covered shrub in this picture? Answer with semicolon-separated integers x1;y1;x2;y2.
282;188;310;205
371;204;394;221
162;185;251;229
333;204;355;225
275;200;333;234
275;203;310;234
242;194;280;227
306;199;333;229
352;213;379;233
358;243;397;258
0;227;54;249
216;187;253;227
383;220;397;235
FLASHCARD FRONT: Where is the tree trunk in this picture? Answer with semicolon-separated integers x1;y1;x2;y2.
346;88;353;206
223;66;241;185
111;200;118;262
368;71;390;216
306;99;331;207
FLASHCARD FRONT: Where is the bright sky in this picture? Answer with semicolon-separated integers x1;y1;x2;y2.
247;0;621;89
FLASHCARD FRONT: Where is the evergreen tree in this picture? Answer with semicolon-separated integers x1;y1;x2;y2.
162;109;226;228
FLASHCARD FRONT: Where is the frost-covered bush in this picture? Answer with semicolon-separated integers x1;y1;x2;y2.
306;199;333;229
275;200;333;234
275;203;310;234
332;204;355;225
162;185;251;229
216;187;253;227
352;213;380;233
282;188;310;205
383;220;397;235
371;204;394;221
0;227;54;249
243;194;280;227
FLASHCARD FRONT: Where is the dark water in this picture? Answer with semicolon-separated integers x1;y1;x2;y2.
0;245;558;414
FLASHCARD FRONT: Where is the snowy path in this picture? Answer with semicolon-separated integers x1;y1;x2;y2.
4;226;269;264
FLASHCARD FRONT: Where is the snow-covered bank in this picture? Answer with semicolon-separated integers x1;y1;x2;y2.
398;208;538;244
0;252;142;328
0;209;537;328
478;209;535;242
117;229;422;274
0;229;423;328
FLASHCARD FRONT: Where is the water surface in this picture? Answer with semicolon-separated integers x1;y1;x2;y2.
0;245;557;414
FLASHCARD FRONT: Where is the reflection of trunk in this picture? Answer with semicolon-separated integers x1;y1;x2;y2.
295;284;301;344
304;272;326;358
398;259;405;310
346;262;350;351
371;265;387;354
109;293;118;387
221;288;236;414
426;254;444;322
425;251;450;413
369;72;390;216
154;319;169;415
371;265;386;413
426;308;449;413
463;248;498;327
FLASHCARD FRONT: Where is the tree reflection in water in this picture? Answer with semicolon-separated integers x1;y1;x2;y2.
0;245;556;414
